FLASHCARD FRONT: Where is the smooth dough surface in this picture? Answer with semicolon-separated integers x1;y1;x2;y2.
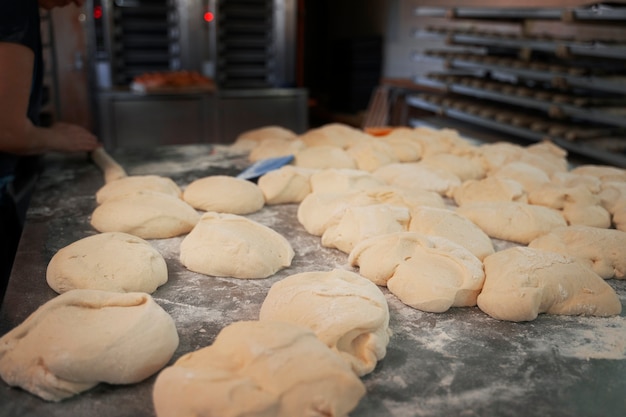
528;225;626;279
293;145;357;170
455;201;567;244
259;269;391;376
95;175;182;204
183;175;265;214
152;320;365;417
180;212;294;279
477;246;622;322
309;168;386;194
46;232;167;294
349;232;485;313
373;162;461;197
0;290;179;401
453;177;527;206
409;206;495;261
90;190;200;239
257;165;316;205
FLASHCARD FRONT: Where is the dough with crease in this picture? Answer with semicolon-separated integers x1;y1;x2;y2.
349;232;485;313
46;232;167;294
528;225;626;279
180;212;294;279
0;290;179;401
183;175;265;214
477;246;622;322
152;320;365;417
257;165;315;205
259;269;391;376
91;190;200;239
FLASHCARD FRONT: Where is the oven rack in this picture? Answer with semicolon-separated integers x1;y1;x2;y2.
421;27;626;61
414;73;626;129
421;51;626;95
413;3;626;21
406;92;626;167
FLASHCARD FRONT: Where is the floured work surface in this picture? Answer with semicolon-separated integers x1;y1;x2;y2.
0;144;624;417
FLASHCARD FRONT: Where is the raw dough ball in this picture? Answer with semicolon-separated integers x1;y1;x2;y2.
231;125;297;151
152;320;365;417
477;246;622;322
492;162;551;193
293;145;357;170
321;204;411;254
310;168;386;194
413;126;473;157
367;185;446;211
409;206;495;260
298;123;369;149
570;164;626;183
248;138;306;162
257;165;316;205
377;127;423;162
46;232;167;294
259;269;391;376
183;175;265;214
95;175;182;204
349;232;485;313
180;212;294;279
0;290;179;401
373;162;461;197
346;139;399;172
456;202;567;244
453;177;527;206
91;190;200;239
421;153;486;182
528;225;626;279
297;191;380;236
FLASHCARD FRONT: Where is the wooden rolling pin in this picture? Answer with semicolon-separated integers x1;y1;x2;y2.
90;147;128;183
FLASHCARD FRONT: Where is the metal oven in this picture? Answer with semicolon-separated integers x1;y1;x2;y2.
85;0;307;149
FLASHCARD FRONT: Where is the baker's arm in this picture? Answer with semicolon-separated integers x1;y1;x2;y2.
0;42;99;155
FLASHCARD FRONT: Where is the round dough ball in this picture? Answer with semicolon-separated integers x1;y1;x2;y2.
456;201;567;244
349;232;485;313
95;175;182;204
248;138;306;162
153;320;365;417
321;203;411;254
378;127;423;162
529;225;626;279
259;269;391;376
409;206;495;261
231;125;297;151
46;232;167;294
257;165;316;205
0;290;179;401
90;190;201;239
310;168;386;194
452;177;527;206
346;139;399;172
298;123;369;149
477;246;622;322
183;175;265;214
180;212;294;279
373;162;461;197
293;145;357;170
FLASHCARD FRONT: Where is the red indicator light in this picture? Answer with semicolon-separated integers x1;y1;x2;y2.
94;5;103;19
203;11;214;22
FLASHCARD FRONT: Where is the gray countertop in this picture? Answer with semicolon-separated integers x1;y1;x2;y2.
1;144;625;417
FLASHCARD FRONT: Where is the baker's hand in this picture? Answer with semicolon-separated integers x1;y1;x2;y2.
48;122;101;153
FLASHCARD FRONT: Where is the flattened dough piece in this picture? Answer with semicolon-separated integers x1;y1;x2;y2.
46;232;167;294
409;206;495;261
91;190;200;239
183;175;265;214
259;269;391;376
257;165;316;205
529;225;626;279
0;290;179;401
180;212;294;279
477;246;622;322
95;175;182;204
349;232;485;313
456;201;566;244
321;204;411;254
153;320;365;417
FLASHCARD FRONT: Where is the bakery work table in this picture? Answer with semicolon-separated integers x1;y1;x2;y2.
1;144;625;417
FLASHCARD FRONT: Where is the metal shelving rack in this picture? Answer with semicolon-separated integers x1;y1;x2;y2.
407;3;626;167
